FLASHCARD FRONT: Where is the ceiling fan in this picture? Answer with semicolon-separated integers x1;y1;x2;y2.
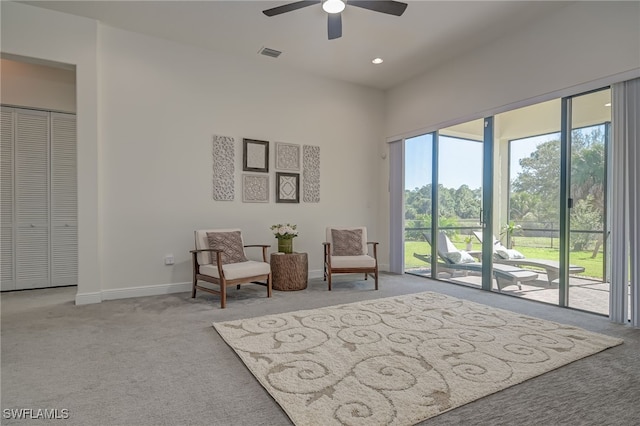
262;0;408;40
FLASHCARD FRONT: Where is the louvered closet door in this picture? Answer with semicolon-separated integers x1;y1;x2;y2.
50;113;77;286
15;109;50;289
1;108;15;290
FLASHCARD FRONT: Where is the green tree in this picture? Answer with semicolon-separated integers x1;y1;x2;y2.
571;128;605;216
509;192;541;221
454;184;481;219
570;195;601;251
509;126;606;252
404;184;432;216
437;185;456;218
511;139;561;224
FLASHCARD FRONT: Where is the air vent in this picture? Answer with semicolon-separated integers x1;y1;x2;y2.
259;47;282;58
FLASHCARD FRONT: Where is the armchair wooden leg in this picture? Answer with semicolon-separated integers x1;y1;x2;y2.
327;271;332;291
374;268;379;290
220;284;227;309
192;279;197;298
267;274;272;298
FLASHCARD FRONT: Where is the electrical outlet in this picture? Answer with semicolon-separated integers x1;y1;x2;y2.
164;255;174;265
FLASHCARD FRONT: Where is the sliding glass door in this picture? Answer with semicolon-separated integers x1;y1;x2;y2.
436;120;485;288
496;100;562;302
404;133;434;274
400;86;612;316
566;89;610;314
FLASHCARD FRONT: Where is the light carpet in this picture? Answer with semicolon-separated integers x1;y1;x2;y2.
213;291;623;426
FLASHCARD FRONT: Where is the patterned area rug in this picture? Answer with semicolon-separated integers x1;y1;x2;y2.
213;292;622;426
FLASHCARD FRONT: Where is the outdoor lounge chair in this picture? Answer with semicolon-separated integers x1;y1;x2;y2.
415;231;538;291
472;231;585;285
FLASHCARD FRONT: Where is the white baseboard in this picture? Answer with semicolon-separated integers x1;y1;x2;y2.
74;266;390;305
101;282;191;301
75;282;191;305
75;292;102;305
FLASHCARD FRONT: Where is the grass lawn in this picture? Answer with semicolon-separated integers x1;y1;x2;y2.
404;237;604;280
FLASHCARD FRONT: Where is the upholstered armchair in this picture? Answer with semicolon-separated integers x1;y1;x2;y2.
323;226;379;291
191;229;272;308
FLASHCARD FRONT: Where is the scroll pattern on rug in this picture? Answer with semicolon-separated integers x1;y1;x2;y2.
213;291;622;426
212;135;235;201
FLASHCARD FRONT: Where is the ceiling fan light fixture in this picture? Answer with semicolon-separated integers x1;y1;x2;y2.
322;0;346;14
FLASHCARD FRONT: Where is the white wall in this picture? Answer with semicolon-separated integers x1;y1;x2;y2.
0;58;76;112
385;1;640;139
98;25;385;293
1;1;101;303
1;2;385;301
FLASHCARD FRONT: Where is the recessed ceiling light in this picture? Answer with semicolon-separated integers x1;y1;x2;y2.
605;103;611;107
372;58;383;64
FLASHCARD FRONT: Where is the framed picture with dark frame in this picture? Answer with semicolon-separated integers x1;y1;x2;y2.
276;172;300;203
243;138;269;173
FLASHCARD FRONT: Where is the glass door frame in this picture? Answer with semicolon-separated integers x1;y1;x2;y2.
561;88;611;309
559;96;571;307
481;117;494;291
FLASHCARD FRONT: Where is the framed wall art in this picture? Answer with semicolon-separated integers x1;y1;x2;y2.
275;142;300;171
242;174;269;203
303;145;320;202
276;172;300;204
212;134;235;201
243;138;269;173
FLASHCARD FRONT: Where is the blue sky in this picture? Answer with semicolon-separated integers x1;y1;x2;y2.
405;134;483;190
405;133;559;190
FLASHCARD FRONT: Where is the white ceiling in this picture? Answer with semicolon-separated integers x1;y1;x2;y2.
19;1;571;90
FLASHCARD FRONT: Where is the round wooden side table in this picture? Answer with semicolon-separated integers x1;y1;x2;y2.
270;252;308;291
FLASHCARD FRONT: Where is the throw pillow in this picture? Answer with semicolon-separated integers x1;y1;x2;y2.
332;229;364;256
445;250;475;264
206;231;248;265
506;249;525;259
494;241;508;251
495;248;510;260
494;245;525;260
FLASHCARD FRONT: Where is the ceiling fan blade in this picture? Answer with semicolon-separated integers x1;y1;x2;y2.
262;1;321;17
327;13;342;40
348;1;408;16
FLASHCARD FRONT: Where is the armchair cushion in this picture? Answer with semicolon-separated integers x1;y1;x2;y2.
200;260;270;280
206;231;248;264
330;255;376;269
330;228;366;256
